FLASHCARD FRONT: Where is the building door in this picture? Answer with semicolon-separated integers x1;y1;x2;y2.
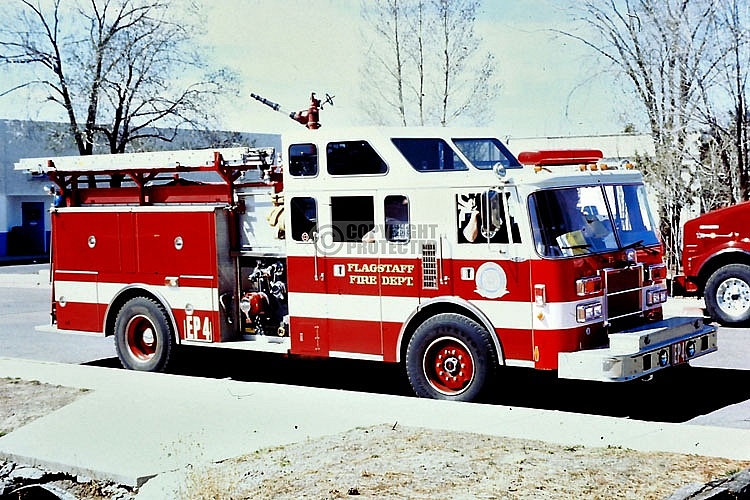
22;202;46;255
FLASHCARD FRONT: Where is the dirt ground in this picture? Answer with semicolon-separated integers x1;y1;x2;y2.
0;378;132;499
0;378;86;438
2;377;750;499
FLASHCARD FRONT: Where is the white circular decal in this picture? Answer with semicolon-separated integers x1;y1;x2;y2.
474;262;508;299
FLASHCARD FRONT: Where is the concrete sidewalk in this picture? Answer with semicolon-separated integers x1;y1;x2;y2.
1;357;750;492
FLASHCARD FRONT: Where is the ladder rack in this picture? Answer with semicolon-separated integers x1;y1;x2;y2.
15;147;281;207
14;147;274;174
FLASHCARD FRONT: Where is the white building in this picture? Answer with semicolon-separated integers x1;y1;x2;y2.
0;120;280;261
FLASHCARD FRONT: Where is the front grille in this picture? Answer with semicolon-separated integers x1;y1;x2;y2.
602;265;643;323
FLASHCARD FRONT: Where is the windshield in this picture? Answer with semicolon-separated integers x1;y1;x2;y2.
529;184;659;258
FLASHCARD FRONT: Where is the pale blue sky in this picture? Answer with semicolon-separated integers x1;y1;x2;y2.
0;0;641;138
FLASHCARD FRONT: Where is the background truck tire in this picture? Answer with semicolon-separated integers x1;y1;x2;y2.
114;296;174;371
704;264;750;326
406;313;497;402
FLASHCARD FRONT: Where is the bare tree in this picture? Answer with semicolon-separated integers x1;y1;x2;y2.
561;0;720;273
432;0;497;126
696;131;734;212
361;0;408;125
411;0;426;125
360;0;500;127
696;0;750;205
0;0;237;155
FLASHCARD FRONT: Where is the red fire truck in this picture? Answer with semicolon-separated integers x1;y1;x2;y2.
676;200;750;326
16;113;717;402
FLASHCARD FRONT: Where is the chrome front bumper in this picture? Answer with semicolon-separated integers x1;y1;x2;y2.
557;317;718;382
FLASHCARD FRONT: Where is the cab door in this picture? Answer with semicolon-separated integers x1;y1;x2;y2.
323;191;384;358
286;195;329;356
452;187;533;365
377;192;421;360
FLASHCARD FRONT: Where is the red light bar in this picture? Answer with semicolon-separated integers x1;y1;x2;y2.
517;149;604;166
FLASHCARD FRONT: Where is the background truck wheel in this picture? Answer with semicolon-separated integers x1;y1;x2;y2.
405;313;497;402
114;297;174;371
704;264;750;326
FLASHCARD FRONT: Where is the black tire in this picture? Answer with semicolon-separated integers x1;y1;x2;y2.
704;264;750;326
114;297;174;371
405;313;497;402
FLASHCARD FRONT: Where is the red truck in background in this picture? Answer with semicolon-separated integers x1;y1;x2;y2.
677;200;750;325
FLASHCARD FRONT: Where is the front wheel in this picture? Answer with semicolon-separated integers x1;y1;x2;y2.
705;264;750;326
405;313;497;402
114;297;174;371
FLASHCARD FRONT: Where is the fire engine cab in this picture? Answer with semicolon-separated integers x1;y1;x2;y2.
16;126;718;401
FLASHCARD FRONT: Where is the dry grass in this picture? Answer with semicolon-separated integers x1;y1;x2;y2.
176;424;750;500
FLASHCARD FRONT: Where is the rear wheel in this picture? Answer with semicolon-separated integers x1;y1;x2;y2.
114;297;174;371
405;313;497;402
705;264;750;326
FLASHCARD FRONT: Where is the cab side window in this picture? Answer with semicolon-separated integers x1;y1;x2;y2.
452;138;522;170
392;138;468;171
331;196;375;242
457;191;521;244
290;197;317;241
385;195;410;242
327;141;387;175
288;144;318;177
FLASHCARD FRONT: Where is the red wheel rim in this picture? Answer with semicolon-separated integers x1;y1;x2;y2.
126;314;157;360
423;336;475;395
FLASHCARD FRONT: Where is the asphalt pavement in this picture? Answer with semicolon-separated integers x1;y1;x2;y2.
0;266;115;364
0;266;749;496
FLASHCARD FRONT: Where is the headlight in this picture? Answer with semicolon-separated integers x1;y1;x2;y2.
576;302;603;323
646;288;668;306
